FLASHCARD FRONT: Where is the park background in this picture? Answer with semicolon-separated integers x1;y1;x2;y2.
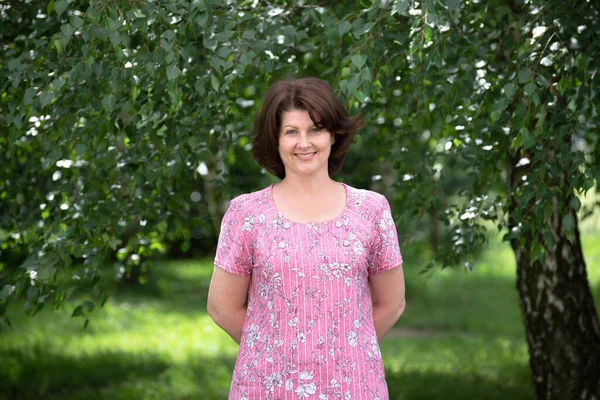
1;0;599;399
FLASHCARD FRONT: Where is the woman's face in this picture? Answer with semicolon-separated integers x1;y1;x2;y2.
278;109;334;179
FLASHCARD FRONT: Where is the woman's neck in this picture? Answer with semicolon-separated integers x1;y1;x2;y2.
278;174;338;196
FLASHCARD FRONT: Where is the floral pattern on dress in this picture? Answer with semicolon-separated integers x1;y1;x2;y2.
214;183;403;399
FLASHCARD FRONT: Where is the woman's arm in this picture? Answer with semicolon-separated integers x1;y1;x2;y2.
207;267;251;344
369;266;406;342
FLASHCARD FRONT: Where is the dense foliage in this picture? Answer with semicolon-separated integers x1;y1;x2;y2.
1;0;599;398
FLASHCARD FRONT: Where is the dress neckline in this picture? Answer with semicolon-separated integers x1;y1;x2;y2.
268;182;349;226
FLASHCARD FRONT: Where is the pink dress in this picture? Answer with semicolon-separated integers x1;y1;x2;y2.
214;183;403;400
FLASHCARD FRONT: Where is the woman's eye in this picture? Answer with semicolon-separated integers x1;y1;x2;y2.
311;128;322;133
286;130;296;135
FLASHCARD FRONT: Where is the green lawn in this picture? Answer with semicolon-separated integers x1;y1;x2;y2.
1;232;599;400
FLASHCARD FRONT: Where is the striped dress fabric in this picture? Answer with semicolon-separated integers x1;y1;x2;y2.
214;183;403;400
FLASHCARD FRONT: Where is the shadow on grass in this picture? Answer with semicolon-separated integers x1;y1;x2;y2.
386;365;533;400
0;345;169;400
0;344;237;400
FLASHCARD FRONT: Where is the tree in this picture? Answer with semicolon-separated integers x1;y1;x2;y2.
1;0;599;398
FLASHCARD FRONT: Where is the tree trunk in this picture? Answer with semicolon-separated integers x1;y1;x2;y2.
508;163;600;399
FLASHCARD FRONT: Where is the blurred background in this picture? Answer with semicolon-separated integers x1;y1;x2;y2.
1;0;599;399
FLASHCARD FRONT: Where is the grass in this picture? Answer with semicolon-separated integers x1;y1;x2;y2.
1;231;599;400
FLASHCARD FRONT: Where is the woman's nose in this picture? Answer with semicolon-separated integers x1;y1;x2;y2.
297;132;310;147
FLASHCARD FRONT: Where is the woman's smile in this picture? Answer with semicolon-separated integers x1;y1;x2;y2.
295;152;317;160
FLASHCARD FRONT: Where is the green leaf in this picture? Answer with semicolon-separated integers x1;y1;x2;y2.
0;285;15;302
52;77;65;91
570;196;581;212
503;82;517;98
447;0;461;9
54;0;69;17
24;88;36;105
347;74;360;94
242;29;255;40
108;238;122;250
524;82;536;96
562;214;575;232
61;24;74;40
424;25;433;42
71;15;84;29
166;65;181;81
39;91;55;108
239;50;255;65
395;0;409;15
351;55;367;70
72;305;83;317
101;95;116;113
211;74;220;91
110;31;121;47
518;68;532;83
520;127;535;149
557;78;569;95
338;21;352;36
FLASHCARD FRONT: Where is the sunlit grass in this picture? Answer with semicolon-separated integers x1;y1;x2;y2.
1;231;599;399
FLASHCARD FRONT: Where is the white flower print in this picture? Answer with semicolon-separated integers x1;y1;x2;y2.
259;283;269;298
273;215;285;229
297;332;306;343
264;372;283;392
245;324;261;348
298;371;314;380
345;277;352;286
344;391;352;400
258;213;266;224
330;379;340;388
288;316;300;327
295;382;317;398
242;214;254;231
286;379;294;391
354;319;361;328
383;210;394;226
353;241;364;256
319;395;329;400
347;330;358;347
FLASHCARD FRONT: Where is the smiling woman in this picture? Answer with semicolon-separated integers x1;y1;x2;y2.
207;77;406;400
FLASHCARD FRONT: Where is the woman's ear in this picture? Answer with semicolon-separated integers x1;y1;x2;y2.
331;134;335;145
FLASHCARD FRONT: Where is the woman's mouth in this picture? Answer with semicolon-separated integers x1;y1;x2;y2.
295;152;316;160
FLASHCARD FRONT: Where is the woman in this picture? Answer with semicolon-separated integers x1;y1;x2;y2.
207;77;405;399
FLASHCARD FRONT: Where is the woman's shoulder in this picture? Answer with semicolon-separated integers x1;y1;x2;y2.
344;184;389;210
226;185;273;213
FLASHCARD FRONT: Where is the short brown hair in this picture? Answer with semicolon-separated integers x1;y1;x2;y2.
252;77;364;179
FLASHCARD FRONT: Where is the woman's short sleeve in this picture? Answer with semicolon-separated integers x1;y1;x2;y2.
368;195;403;275
213;197;253;276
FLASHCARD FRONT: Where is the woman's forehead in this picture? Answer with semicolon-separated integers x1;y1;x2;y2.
280;109;321;127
